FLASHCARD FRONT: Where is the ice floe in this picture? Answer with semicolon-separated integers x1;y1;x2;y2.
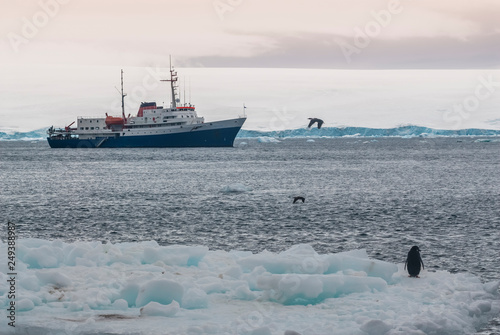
0;239;498;334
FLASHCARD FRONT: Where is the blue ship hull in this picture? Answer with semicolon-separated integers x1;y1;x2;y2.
48;126;242;148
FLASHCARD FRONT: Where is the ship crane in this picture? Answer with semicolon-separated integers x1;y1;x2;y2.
65;121;75;131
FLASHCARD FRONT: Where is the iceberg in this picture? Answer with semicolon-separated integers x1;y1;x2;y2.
238;126;500;139
0;239;498;334
0;129;48;141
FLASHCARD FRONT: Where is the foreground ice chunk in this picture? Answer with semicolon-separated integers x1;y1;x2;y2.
325;253;397;282
17;298;35;312
20;243;64;268
36;270;72;288
112;299;129;311
182;288;209;309
239;244;397;283
135;279;183;307
140;300;180;317
142;245;208;266
360;319;392;335
257;273;387;305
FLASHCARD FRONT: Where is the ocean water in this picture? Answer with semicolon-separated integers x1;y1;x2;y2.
1;138;499;282
1;138;500;334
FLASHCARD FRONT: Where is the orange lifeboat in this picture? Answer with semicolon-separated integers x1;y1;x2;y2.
105;116;125;127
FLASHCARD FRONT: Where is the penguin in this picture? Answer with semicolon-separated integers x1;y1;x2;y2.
293;196;305;204
405;246;424;278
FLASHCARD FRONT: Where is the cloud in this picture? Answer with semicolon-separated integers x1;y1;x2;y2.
189;31;500;69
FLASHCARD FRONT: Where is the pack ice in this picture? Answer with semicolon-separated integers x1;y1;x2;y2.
0;239;498;335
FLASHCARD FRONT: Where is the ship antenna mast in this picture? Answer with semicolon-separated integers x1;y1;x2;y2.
160;55;178;109
121;69;127;120
116;69;127;120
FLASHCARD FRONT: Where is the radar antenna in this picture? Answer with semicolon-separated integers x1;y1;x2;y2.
160;55;178;109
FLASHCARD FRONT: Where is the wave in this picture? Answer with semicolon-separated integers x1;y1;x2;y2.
220;183;253;193
237;125;500;138
2;125;500;142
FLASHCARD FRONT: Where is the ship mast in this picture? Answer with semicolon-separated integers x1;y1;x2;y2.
161;55;178;109
120;69;127;120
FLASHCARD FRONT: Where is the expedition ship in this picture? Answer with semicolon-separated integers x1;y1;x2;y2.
47;63;246;148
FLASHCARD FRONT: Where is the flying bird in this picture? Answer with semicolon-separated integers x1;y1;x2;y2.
405;246;424;278
293;196;305;204
307;118;324;129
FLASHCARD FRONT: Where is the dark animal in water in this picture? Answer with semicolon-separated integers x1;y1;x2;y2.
307;118;324;129
405;246;424;277
293;196;305;204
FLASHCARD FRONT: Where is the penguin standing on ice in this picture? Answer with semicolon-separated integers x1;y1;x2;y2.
405;246;424;278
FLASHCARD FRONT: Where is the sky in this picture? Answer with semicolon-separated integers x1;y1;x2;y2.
1;0;500;69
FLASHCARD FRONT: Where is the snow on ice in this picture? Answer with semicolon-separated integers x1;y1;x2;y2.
0;239;498;334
